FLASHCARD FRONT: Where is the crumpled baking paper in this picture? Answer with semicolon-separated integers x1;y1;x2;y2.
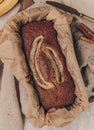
0;6;88;128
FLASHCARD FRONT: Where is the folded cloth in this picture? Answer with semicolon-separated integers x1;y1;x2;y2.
71;18;94;102
0;63;23;130
0;60;3;88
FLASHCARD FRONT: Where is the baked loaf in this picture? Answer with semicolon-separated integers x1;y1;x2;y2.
21;20;76;111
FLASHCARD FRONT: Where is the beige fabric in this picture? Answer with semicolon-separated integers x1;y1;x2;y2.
0;6;88;127
0;64;23;130
71;19;94;99
0;60;3;88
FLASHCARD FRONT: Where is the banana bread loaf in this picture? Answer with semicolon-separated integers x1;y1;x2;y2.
21;20;76;111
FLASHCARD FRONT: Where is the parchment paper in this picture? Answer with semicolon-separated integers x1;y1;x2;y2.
0;5;88;128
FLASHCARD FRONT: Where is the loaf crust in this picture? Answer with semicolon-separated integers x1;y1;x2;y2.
21;20;76;110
